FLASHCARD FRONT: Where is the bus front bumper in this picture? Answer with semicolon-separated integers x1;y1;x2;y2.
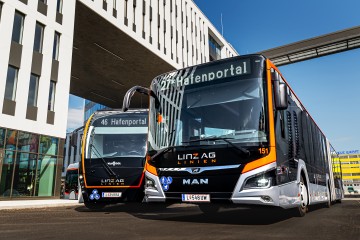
144;163;301;209
144;171;166;202
231;163;301;209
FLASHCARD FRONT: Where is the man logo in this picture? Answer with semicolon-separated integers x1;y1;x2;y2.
191;168;201;174
183;178;208;185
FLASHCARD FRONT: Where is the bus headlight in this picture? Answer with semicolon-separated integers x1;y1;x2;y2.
78;175;84;188
145;176;157;190
243;169;276;190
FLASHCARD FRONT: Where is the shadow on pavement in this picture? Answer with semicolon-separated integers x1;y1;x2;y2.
75;203;300;225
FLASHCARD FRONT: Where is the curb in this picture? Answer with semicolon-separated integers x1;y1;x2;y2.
0;200;82;210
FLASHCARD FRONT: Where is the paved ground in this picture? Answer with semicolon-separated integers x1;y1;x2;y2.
0;199;359;240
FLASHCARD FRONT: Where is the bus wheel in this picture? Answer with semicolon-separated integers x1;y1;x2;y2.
295;176;308;217
198;204;220;214
84;202;106;210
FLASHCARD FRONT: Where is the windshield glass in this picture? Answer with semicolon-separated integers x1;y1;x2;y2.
148;57;268;150
85;113;148;159
65;170;78;191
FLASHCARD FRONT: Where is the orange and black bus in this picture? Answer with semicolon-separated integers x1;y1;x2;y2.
64;162;79;199
79;109;148;209
123;54;343;216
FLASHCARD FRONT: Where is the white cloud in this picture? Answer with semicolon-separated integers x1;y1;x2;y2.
66;107;84;133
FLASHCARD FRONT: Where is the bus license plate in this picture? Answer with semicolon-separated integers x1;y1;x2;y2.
102;192;122;198
182;194;210;202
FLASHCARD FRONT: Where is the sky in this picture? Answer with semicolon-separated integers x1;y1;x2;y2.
67;0;360;151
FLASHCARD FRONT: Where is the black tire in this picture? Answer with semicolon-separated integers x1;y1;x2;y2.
84;201;106;210
198;204;220;214
294;176;308;217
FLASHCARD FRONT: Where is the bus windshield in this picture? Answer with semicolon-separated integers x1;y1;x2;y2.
149;57;268;150
177;78;267;145
85;113;148;159
65;168;78;195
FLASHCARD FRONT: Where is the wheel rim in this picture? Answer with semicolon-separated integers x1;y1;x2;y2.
300;182;308;209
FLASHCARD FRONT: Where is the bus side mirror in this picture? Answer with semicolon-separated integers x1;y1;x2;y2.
122;85;161;112
272;71;288;110
122;86;149;112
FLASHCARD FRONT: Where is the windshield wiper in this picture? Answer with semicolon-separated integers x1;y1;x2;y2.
183;137;250;156
88;129;117;177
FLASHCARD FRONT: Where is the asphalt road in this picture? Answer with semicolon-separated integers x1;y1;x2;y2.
0;200;359;240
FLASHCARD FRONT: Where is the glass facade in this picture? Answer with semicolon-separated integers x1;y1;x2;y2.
0;127;64;198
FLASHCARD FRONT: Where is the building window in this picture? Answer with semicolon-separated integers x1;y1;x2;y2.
208;35;221;61
33;22;44;53
39;0;47;4
5;129;17;150
0;128;6;148
5;66;19;101
40;135;58;155
113;0;116;9
28;74;39;107
0;2;3;22
48;81;56;111
56;0;63;14
12;11;25;44
124;0;128;25
52;32;60;60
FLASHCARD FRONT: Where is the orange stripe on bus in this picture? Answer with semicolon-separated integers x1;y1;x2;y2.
145;157;158;176
241;147;276;173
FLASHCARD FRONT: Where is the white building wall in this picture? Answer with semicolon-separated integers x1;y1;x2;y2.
0;0;237;140
79;0;238;70
0;0;76;139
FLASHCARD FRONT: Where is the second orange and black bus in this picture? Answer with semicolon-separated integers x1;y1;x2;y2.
79;109;148;209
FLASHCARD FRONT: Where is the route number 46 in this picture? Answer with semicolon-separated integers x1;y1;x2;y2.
101;119;108;125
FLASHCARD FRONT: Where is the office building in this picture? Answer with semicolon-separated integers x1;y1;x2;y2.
336;150;360;194
0;0;237;199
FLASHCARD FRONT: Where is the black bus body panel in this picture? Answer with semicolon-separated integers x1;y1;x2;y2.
152;146;269;202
